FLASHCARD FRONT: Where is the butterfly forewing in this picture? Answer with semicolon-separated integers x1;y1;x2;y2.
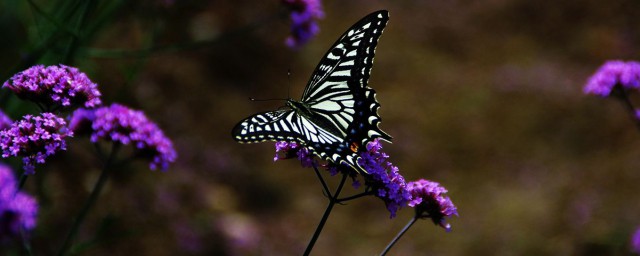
232;110;303;143
233;10;392;173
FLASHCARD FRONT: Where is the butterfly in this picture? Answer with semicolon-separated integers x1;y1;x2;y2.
232;10;392;174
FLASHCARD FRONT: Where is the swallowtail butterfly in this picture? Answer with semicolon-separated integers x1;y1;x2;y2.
232;10;392;173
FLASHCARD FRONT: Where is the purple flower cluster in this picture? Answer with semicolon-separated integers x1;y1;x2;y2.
0;164;38;242
358;139;412;218
406;179;458;231
274;141;313;167
0;110;12;131
3;64;102;109
70;104;177;171
282;0;324;48
584;60;640;97
274;141;362;188
273;139;458;224
0;113;72;174
632;227;640;254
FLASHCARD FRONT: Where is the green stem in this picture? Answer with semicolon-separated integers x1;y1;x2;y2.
25;0;81;37
57;143;119;256
303;173;347;256
379;216;419;256
62;0;96;65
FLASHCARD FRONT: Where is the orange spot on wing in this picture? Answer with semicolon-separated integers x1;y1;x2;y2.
349;142;359;152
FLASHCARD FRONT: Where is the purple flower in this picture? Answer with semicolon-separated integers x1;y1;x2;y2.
69;104;177;171
274;141;362;189
406;179;457;231
274;141;314;167
635;109;640;121
282;0;324;48
632;227;640;254
67;107;95;135
0;164;38;242
0;110;12;131
584;60;640;97
273;139;411;217
0;113;72;174
3;64;102;109
274;141;299;161
358;139;412;218
272;140;459;229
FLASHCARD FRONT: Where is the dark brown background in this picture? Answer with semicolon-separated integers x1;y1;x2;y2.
2;0;640;255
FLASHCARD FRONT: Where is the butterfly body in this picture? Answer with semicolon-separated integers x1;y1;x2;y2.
233;10;391;173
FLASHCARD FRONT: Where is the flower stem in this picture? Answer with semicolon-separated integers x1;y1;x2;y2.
57;144;119;256
337;190;374;203
20;226;34;256
615;85;640;130
303;173;348;256
17;173;28;192
380;216;419;256
62;0;96;65
311;162;331;198
13;173;33;254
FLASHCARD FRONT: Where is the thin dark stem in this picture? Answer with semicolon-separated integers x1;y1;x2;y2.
13;180;33;255
20;226;34;256
13;173;33;254
17;173;29;192
57;143;119;256
311;161;331;198
51;104;62;114
14;173;32;254
1;0;81;82
93;143;105;162
62;0;96;65
614;85;640;129
303;173;348;256
36;102;47;113
25;0;81;37
337;190;374;203
380;216;419;256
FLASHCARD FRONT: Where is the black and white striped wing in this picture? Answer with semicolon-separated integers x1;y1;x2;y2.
232;110;302;143
299;10;392;171
303;10;389;102
232;10;392;174
232;109;344;147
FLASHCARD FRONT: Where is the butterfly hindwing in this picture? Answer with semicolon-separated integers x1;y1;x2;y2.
233;10;392;173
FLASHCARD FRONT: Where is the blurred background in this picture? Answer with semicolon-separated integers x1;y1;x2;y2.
2;0;640;255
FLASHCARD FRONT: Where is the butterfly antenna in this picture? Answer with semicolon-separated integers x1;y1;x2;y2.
248;69;292;102
249;97;288;102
